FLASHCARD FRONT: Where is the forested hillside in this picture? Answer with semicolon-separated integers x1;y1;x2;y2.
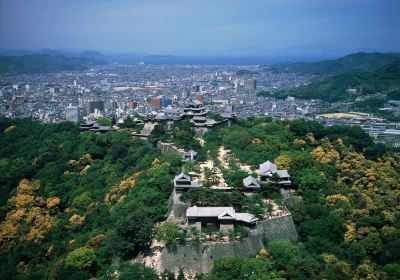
0;118;181;279
0;55;101;74
273;52;400;76
202;118;400;279
276;62;400;102
1;117;399;279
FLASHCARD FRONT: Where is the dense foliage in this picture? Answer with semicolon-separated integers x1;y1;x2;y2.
1;117;400;279
200;117;400;279
0;118;181;279
273;52;400;76
276;62;400;102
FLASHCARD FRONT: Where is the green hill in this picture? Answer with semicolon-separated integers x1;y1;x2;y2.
273;52;400;75
0;55;101;74
0;118;399;279
277;61;400;102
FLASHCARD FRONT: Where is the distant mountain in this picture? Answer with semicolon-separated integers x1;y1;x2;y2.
0;49;141;64
143;54;174;59
273;52;400;75
0;49;36;56
37;48;78;57
79;50;108;61
277;61;400;102
0;55;102;74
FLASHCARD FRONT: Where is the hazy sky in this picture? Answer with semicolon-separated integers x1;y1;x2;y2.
0;0;399;55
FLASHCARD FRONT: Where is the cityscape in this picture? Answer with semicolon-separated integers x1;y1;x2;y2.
2;61;400;147
0;64;312;122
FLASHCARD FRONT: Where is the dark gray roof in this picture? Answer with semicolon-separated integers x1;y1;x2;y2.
184;150;197;156
186;206;258;224
243;176;260;188
259;161;277;175
235;213;259;223
193;116;207;121
187;206;235;218
174;172;191;181
277;170;290;178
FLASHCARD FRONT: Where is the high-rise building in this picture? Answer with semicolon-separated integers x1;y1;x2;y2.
225;105;234;113
181;91;189;99
244;79;257;90
161;96;172;107
85;100;104;114
192;85;200;92
151;96;162;109
105;101;117;113
65;105;80;123
195;93;204;102
127;101;138;110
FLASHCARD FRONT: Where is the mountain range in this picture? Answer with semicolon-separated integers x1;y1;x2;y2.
0;55;101;75
0;49;138;64
1;50;400;96
277;60;400;102
272;52;400;75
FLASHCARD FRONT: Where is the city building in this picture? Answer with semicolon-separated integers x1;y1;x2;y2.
244;79;257;90
65;105;80;123
104;101;117;113
377;129;400;147
195;93;204;102
127;101;138;110
85;100;104;114
151;96;162;110
161;96;172;108
192;85;200;92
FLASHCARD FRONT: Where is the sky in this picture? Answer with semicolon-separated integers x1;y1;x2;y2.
0;0;399;56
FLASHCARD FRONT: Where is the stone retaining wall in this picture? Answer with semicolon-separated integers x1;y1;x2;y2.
158;214;298;275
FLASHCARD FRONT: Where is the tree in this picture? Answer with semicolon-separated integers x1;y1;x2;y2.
71;191;92;210
65;247;96;270
177;268;185;280
296;168;328;191
383;263;400;279
240;258;284;280
211;256;243;280
97;118;112;126
155;222;185;246
223;130;252;150
160;270;176;280
109;263;159;280
202;167;214;188
116;211;154;256
111;143;128;162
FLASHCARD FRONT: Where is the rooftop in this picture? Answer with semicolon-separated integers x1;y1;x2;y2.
259;161;277;175
186;206;258;224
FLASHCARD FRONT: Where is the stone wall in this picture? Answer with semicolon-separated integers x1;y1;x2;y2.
157;214;298;275
166;189;190;222
157;187;298;275
280;188;294;208
158;142;183;156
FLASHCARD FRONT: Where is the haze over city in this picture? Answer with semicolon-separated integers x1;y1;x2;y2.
1;0;399;56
